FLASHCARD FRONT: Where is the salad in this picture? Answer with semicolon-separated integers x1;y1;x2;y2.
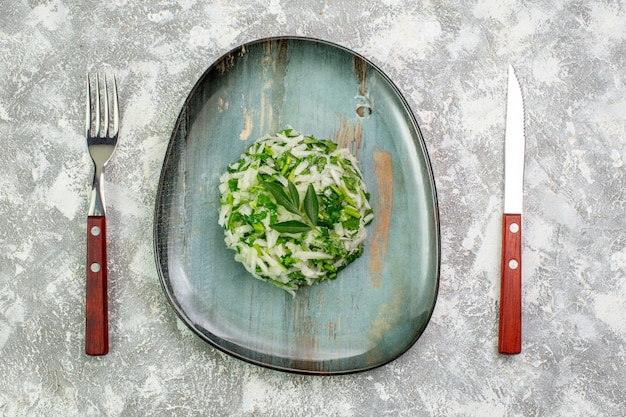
218;128;374;295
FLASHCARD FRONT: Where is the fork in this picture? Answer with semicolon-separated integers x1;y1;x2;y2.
85;74;119;356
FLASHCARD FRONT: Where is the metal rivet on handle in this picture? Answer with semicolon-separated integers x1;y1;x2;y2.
509;223;519;233
90;263;101;273
508;259;519;270
91;226;101;236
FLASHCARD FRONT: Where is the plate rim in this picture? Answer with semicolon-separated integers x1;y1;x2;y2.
153;35;441;375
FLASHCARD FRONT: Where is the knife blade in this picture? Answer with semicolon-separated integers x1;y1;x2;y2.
499;64;525;354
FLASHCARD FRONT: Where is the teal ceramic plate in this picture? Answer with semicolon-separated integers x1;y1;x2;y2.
154;37;440;374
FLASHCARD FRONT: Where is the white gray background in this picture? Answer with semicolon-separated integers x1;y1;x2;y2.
1;0;625;416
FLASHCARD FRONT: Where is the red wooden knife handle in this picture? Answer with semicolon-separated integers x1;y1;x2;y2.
499;213;522;354
86;216;109;355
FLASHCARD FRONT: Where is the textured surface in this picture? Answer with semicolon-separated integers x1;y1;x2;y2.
1;0;625;415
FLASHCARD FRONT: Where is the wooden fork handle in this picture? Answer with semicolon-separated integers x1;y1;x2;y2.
86;215;109;355
499;213;522;354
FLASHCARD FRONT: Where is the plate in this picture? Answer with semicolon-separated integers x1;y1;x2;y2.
154;37;440;374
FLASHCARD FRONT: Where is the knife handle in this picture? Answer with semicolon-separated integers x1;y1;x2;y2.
86;215;109;356
499;213;522;354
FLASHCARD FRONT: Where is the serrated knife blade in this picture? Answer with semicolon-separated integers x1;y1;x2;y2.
499;64;525;354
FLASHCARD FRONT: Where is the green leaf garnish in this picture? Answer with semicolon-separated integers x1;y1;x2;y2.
270;220;312;233
262;180;300;215
263;179;320;232
304;184;319;227
288;180;300;208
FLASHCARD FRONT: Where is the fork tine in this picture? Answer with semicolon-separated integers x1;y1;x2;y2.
86;73;119;140
111;75;119;137
94;74;101;138
102;75;109;138
85;74;91;137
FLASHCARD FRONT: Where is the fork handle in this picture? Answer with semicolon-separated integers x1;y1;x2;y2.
86;215;109;356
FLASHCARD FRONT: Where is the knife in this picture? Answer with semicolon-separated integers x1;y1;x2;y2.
499;64;525;354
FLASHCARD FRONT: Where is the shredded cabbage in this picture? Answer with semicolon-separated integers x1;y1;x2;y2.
218;128;374;295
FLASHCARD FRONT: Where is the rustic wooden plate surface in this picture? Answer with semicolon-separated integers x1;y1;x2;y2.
154;37;440;374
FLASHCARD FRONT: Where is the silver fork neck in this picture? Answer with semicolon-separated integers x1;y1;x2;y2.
88;165;106;216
